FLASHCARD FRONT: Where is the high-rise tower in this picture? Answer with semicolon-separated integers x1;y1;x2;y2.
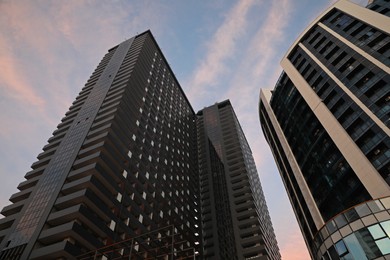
0;31;201;259
259;0;390;259
197;100;280;260
0;30;280;260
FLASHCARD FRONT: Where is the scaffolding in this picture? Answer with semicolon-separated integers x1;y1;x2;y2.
78;225;196;260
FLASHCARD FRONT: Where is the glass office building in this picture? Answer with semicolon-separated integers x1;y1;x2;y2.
259;0;390;259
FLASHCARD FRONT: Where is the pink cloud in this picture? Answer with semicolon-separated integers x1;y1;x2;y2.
0;1;155;123
0;37;45;111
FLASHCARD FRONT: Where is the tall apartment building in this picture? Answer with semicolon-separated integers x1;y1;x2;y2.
197;100;280;260
0;31;201;259
259;0;390;259
0;30;280;259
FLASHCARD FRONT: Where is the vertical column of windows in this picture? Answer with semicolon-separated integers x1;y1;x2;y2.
321;9;390;65
260;102;318;251
271;76;371;220
289;34;390;182
116;34;200;258
302;26;390;128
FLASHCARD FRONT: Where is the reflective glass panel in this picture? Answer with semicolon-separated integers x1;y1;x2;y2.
356;228;382;258
327;220;338;234
329;246;339;259
380;220;390;237
335;240;348;256
355;204;371;217
322;251;331;260
344;233;368;260
375;237;390;254
367;200;385;213
344;208;359;222
335;214;348;228
368;224;386;239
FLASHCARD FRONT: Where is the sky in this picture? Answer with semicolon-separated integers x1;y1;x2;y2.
0;0;368;259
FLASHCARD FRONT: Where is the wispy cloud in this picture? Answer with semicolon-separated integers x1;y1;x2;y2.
217;1;312;258
186;0;257;101
0;0;169;207
0;1;54;112
220;0;291;171
225;0;291;111
0;38;46;111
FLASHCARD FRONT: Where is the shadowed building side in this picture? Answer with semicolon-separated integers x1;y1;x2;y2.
198;100;281;260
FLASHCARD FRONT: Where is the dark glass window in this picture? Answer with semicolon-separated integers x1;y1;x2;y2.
320;8;390;65
271;75;371;221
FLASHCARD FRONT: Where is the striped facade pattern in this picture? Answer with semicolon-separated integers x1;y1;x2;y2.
0;31;200;259
259;0;390;259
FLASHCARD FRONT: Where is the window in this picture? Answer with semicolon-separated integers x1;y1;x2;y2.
367;33;386;48
343;20;359;33
355;71;374;88
331;51;347;66
310;32;321;44
330;12;343;24
365;79;385;98
339;57;355;73
346;64;364;80
324;90;337;105
350;24;366;37
320;42;333;54
335;15;351;28
378;42;390;54
306;69;317;83
358;29;375;43
368;224;390;254
325;45;340;60
335;240;348;257
314;36;326;49
380;8;390;15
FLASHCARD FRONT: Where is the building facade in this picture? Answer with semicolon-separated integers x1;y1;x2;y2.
197;100;280;260
0;31;279;259
259;0;390;259
0;31;201;259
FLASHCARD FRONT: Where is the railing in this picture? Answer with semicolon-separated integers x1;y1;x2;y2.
78;225;196;260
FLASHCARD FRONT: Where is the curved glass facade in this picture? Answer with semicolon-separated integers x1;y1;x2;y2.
270;74;371;222
259;1;390;259
315;196;390;260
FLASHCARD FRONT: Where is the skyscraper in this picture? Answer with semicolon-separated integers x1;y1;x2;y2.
197;100;280;260
259;0;390;259
0;31;201;259
0;30;279;259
